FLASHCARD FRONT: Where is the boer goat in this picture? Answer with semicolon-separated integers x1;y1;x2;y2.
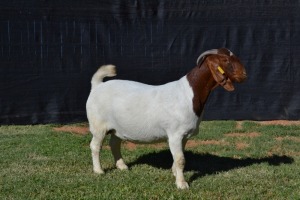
86;48;247;189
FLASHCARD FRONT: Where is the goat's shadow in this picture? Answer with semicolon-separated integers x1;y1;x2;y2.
128;150;294;183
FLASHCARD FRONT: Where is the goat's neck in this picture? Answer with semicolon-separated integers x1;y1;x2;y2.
186;63;218;117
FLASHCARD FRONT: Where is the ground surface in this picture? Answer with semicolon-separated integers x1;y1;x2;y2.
1;120;300;199
53;120;300;151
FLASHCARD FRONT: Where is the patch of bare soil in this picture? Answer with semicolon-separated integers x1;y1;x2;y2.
235;142;249;150
102;139;229;151
275;136;300;143
102;142;167;151
123;142;138;150
258;120;300;126
124;142;167;150
53;126;89;135
225;132;261;138
268;147;300;157
236;121;244;130
186;140;229;148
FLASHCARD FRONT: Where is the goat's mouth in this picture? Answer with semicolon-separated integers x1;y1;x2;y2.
236;73;247;83
230;72;247;83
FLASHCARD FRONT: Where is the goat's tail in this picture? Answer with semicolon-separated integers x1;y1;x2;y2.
91;65;116;89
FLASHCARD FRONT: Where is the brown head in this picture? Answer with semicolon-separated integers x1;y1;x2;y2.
187;48;247;116
196;48;247;91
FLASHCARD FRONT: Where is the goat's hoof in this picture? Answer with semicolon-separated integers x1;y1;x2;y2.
93;169;105;174
116;159;129;170
176;181;189;189
117;163;129;170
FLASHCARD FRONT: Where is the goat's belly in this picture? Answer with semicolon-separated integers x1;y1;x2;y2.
114;126;168;143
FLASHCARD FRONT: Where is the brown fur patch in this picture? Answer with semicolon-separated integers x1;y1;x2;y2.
225;132;261;138
53;126;89;135
186;63;217;117
187;49;246;116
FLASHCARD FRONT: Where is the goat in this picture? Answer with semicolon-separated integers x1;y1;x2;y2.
86;48;247;189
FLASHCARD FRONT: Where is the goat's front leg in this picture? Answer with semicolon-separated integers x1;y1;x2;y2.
172;138;187;177
169;136;189;189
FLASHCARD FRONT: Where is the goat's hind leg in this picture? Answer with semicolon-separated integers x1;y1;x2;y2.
90;125;107;174
109;133;128;170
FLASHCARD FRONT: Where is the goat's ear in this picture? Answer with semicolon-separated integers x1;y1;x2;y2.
207;59;235;91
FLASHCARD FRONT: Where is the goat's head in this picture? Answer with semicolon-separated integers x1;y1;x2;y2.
196;48;247;91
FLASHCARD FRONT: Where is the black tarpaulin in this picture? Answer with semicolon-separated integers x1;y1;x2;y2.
1;1;300;124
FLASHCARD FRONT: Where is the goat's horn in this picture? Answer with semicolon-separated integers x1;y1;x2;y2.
196;49;219;65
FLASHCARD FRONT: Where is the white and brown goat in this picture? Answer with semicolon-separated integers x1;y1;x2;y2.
86;48;247;189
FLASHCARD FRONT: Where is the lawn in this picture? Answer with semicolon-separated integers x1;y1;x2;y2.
1;121;300;199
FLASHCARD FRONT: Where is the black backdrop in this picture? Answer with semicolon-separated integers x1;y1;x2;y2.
1;1;300;124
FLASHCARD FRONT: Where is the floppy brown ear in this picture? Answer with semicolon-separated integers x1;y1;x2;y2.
206;59;235;91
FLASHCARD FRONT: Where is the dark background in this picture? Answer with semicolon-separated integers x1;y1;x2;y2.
1;1;300;124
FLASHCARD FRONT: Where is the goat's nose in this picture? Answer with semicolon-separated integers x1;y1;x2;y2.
241;73;247;82
235;72;247;82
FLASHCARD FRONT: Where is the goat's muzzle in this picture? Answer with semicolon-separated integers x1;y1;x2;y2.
233;71;247;83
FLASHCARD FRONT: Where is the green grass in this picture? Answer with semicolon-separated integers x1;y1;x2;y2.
1;121;300;199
